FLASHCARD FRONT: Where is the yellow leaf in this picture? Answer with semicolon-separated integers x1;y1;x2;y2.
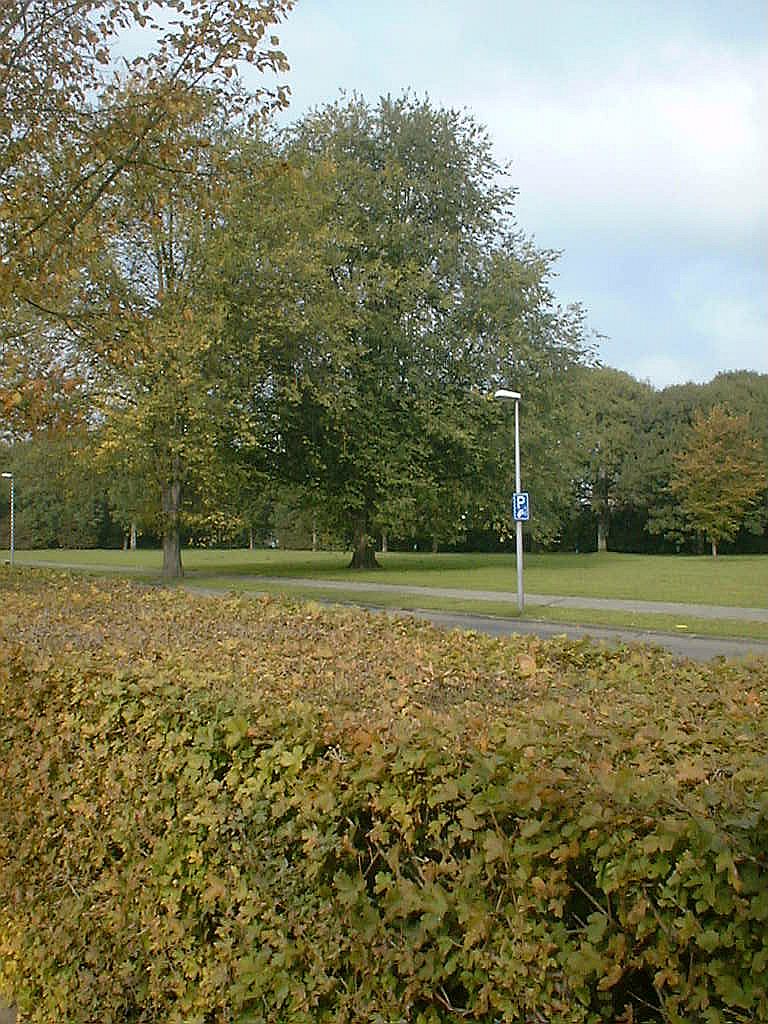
517;654;536;678
598;963;625;991
483;831;506;864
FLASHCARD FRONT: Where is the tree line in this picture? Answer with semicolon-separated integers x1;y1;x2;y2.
568;367;767;558
1;2;766;573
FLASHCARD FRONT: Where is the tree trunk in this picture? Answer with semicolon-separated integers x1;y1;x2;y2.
249;527;254;551
596;465;609;552
432;537;438;553
711;539;718;558
381;530;388;554
312;514;318;552
349;516;379;569
129;521;137;551
161;473;183;579
597;515;608;553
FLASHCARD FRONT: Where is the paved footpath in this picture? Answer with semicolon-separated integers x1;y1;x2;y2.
395;608;768;662
209;575;768;622
16;561;768;622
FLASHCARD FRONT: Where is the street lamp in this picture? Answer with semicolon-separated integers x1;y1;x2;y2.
493;390;524;613
1;472;13;567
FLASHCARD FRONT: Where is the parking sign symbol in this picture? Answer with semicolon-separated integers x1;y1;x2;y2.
513;492;530;521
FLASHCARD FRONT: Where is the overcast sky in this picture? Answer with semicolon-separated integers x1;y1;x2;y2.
256;0;767;389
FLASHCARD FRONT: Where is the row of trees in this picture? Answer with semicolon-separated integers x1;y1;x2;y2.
1;3;766;571
572;368;768;558
3;355;767;562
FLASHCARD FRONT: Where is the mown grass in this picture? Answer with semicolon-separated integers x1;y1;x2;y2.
13;547;768;607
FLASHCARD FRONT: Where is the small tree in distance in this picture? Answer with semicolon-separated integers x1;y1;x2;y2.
670;404;767;557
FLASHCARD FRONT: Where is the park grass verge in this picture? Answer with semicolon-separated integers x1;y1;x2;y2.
12;548;768;608
8;555;768;640
523;604;768;642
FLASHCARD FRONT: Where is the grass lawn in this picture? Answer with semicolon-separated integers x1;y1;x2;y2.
12;547;768;608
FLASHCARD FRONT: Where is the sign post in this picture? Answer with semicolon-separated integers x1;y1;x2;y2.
493;390;526;613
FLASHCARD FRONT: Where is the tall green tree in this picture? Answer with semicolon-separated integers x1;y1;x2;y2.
2;0;297;571
473;247;590;548
271;95;589;567
632;372;768;552
670;404;767;557
0;433;113;549
77;118;337;575
74;99;259;576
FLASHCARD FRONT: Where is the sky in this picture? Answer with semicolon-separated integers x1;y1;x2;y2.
254;0;767;389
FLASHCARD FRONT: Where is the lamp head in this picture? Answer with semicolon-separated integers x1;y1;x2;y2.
493;389;521;401
1;472;11;479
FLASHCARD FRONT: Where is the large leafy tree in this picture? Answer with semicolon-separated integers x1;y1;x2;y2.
0;433;113;549
74;100;261;577
471;246;590;548
77;117;335;576
669;404;767;557
271;95;589;567
0;310;88;443
630;372;768;552
2;0;296;573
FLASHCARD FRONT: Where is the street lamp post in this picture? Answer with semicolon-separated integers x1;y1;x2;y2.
1;472;13;568
493;390;524;613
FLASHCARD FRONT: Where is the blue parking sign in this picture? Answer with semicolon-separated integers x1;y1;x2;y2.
512;492;530;521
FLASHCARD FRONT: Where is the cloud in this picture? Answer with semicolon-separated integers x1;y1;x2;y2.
471;47;767;247
265;9;766;252
257;4;767;388
675;260;768;370
272;17;767;248
626;353;701;388
578;250;768;386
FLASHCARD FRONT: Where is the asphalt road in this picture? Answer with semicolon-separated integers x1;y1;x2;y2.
389;607;768;662
239;576;768;622
185;583;768;662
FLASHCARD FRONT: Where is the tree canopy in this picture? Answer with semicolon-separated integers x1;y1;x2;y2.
571;367;654;552
2;0;295;575
268;95;591;566
1;0;294;304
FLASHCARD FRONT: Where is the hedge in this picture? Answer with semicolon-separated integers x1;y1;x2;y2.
1;570;767;1022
